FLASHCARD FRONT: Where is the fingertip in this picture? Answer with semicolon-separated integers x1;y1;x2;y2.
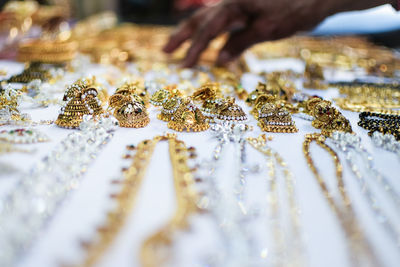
181;57;196;68
163;42;174;53
216;50;233;66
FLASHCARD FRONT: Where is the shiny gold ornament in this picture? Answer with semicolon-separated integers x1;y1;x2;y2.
141;137;199;267
303;133;380;266
307;98;352;136
258;102;298;133
333;83;400;113
214;97;248;123
108;94;149;128
250;36;400;77
7;62;51;84
55;79;104;129
17;39;78;63
199;98;222;123
192;83;221;100
168;97;209;132
115;81;149;107
246;76;297;107
158;96;181;122
251;94;276;117
246;82;269;106
193;84;247;124
150;88;170;107
192;83;222;122
250;93;297;133
0;86;21;112
66;135;199;267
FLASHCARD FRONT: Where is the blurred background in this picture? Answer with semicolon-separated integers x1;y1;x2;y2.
1;0;397;45
0;0;399;55
1;0;399;32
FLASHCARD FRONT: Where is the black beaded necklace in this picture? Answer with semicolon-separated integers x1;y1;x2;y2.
358;112;400;140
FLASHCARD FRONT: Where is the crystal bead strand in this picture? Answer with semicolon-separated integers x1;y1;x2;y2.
303;133;381;267
330;131;400;246
371;132;400;160
247;135;305;267
198;123;255;267
0;116;117;267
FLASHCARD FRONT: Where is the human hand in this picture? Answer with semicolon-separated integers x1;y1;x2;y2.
163;0;393;67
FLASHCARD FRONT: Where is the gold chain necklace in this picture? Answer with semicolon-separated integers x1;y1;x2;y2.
334;84;400;113
303;133;380;267
140;137;199;267
69;134;198;267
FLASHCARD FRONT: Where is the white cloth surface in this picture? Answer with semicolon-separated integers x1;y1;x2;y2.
0;58;399;267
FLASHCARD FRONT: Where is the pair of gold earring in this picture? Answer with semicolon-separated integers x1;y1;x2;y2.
150;86;209;132
252;94;298;133
193;83;247;124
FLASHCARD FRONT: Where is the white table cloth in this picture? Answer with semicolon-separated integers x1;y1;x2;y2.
0;57;399;267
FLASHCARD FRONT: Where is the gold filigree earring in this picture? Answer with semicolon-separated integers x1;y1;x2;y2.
214;97;247;123
307;98;352;136
158;96;182;122
109;94;150;128
168;97;209;132
115;81;149;107
56;79;104;129
150;88;170;107
258;102;298;133
192;83;222;123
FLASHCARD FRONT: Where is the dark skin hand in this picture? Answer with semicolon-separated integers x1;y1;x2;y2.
163;0;396;67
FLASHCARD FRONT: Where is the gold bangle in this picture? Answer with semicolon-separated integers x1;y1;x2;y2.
18;39;78;54
17;51;77;63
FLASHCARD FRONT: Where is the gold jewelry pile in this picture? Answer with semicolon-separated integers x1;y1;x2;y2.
149;82;249;132
333;82;400;114
17;39;78;63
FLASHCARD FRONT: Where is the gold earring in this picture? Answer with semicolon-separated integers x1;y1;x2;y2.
258;102;298;133
150;88;170;107
308;98;352;136
192;83;221;123
56;79;104;129
109;94;149;128
115;81;149;107
214;97;247;123
158;96;181;122
168;97;209;132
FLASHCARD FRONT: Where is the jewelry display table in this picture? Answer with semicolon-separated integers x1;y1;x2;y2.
0;57;399;267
